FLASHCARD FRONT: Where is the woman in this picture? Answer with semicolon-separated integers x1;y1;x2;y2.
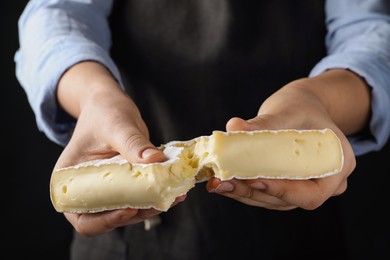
15;0;390;259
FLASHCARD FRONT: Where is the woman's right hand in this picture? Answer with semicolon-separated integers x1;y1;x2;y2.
53;61;185;237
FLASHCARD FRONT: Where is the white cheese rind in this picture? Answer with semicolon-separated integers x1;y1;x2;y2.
50;129;343;213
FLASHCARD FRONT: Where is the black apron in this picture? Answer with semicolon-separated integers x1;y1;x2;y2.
71;1;348;259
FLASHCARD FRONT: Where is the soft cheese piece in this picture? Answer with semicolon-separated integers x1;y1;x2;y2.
50;146;198;213
194;129;343;180
50;129;343;213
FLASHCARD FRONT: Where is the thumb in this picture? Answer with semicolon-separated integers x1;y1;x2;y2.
112;127;166;164
226;115;284;132
226;117;262;132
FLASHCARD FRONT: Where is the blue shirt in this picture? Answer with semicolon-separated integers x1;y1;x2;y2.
15;0;390;156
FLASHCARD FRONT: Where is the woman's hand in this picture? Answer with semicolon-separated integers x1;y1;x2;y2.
53;61;185;237
63;196;186;237
207;69;371;211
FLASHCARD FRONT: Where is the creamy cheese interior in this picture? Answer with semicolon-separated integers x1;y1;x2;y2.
50;129;343;213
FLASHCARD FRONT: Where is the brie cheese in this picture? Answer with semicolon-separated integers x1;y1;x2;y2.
50;129;343;213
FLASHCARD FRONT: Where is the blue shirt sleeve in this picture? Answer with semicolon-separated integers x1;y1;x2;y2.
14;0;122;147
310;0;390;156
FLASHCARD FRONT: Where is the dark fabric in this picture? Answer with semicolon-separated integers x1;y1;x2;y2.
71;1;349;259
71;228;127;260
112;0;328;143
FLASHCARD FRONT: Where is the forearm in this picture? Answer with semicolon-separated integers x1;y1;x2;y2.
15;0;119;146
259;69;371;135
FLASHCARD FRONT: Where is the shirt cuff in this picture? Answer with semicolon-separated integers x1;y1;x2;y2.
17;39;123;147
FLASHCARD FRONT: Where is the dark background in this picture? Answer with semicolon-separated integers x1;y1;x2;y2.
3;1;390;260
2;1;72;260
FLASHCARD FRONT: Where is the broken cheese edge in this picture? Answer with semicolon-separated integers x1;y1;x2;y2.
50;129;343;213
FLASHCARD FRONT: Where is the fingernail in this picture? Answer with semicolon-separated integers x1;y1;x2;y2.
250;182;267;190
215;182;234;193
141;148;160;159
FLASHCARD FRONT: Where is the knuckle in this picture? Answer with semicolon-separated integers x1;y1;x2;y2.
272;187;288;200
75;219;117;238
334;181;348;196
74;225;95;237
301;195;325;210
273;205;297;211
245;187;256;200
124;133;146;156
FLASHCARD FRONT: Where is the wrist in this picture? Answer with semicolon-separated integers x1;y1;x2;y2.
57;61;123;118
260;69;371;134
300;69;371;134
258;78;329;129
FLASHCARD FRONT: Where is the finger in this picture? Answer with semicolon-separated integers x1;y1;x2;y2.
226;115;284;132
110;126;166;164
118;195;187;225
65;208;139;237
218;188;296;210
172;194;187;205
250;175;342;210
208;178;295;210
332;178;348;196
124;208;162;225
226;117;258;131
230;179;295;209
